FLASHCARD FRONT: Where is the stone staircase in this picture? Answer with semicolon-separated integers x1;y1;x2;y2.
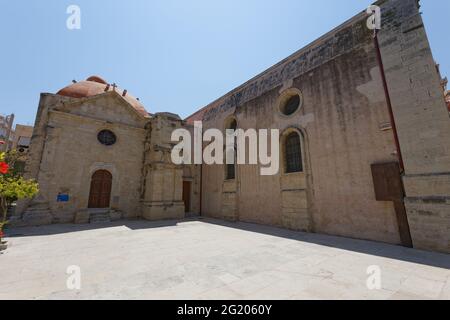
9;201;53;227
89;209;112;224
9;205;123;226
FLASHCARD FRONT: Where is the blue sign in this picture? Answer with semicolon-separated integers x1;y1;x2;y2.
57;194;69;202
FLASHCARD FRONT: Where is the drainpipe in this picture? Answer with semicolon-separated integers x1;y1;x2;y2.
374;30;405;173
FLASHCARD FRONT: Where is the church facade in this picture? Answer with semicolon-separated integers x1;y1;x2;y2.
13;0;450;254
14;76;200;225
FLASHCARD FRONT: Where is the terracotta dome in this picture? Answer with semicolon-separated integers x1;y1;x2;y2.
56;76;149;118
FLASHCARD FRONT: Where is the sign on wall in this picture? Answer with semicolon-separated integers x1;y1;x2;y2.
57;194;70;202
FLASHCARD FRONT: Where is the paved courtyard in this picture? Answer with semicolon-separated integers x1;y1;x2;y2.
0;218;449;300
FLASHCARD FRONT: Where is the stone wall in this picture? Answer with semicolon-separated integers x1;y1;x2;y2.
199;5;403;244
377;0;450;253
195;0;450;253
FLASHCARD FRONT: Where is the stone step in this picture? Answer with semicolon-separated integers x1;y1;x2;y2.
90;213;110;217
90;218;111;223
89;210;112;224
13;209;53;227
90;218;111;224
88;209;110;214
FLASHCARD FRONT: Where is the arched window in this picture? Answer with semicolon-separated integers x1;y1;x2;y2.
225;118;237;180
285;132;303;173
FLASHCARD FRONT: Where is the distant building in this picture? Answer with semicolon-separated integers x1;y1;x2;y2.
0;114;14;151
12;124;34;152
0;115;34;153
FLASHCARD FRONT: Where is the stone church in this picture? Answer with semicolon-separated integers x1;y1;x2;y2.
13;0;450;254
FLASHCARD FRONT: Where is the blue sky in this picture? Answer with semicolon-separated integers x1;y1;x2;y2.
0;0;448;126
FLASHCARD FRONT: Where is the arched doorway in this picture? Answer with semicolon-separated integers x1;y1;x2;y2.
88;170;112;208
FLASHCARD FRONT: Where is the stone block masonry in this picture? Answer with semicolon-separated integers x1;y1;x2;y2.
377;0;450;253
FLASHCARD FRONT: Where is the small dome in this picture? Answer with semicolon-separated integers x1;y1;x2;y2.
56;76;149;118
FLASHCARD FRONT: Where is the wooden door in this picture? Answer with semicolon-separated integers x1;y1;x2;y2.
182;181;191;213
88;170;112;208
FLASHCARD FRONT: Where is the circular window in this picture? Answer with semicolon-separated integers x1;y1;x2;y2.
97;130;117;146
281;94;301;116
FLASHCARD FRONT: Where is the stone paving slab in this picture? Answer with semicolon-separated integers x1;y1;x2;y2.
0;218;449;300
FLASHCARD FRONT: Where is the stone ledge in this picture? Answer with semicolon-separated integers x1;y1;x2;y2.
403;173;450;198
406;197;450;205
142;202;185;221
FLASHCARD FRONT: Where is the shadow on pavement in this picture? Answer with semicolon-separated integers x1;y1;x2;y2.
202;218;450;270
5;217;450;270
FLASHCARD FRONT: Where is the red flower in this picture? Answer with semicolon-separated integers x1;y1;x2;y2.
0;230;4;238
0;162;8;174
0;140;4;145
